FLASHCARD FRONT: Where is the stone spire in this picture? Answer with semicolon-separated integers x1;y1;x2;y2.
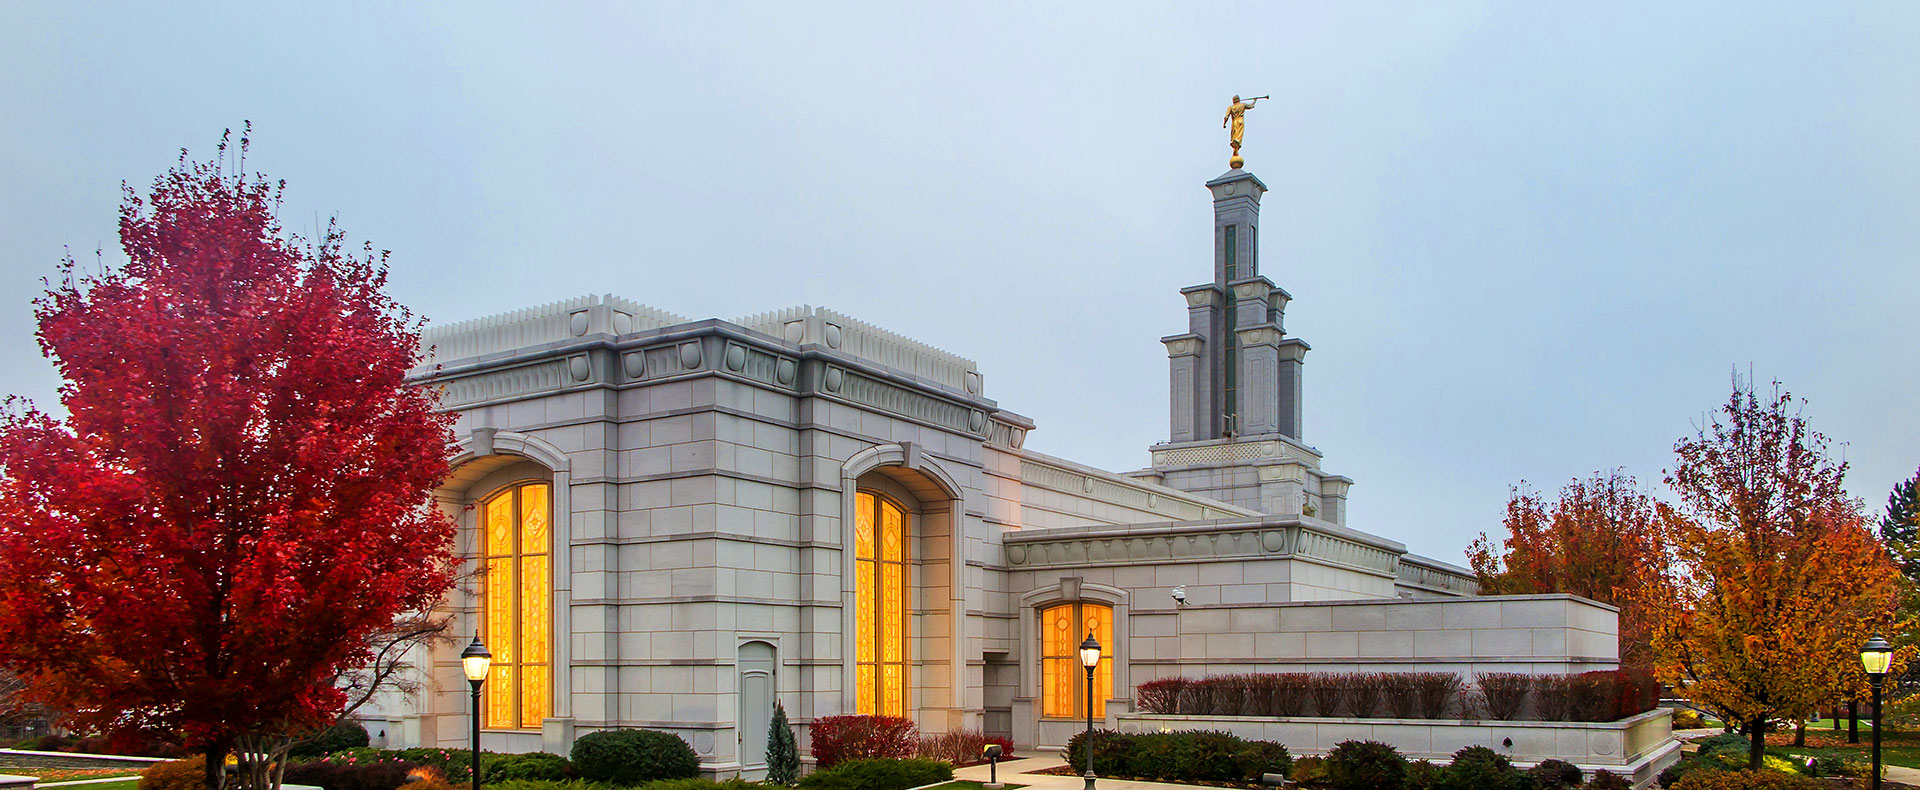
1162;168;1308;443
1139;166;1348;523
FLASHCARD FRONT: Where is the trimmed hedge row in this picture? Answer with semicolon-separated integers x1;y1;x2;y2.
1063;729;1290;784
795;758;952;790
1136;668;1659;722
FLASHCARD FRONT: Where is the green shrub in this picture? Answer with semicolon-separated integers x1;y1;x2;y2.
1434;745;1522;790
1585;770;1631;790
485;752;574;783
1404;759;1441;790
1694;733;1749;757
282;757;417;790
1527;758;1583;789
1809;754;1871;778
1325;740;1407;790
1061;728;1287;783
571;730;700;786
485;780;610;790
291;721;372;759
636;780;759;790
795;758;952;790
1290;756;1327;787
1670;769;1824;790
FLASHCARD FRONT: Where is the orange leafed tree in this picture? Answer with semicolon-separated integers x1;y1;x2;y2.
1467;469;1676;667
1640;377;1902;771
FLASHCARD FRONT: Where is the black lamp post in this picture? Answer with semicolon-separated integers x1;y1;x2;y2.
1078;633;1102;790
461;635;493;789
1862;635;1893;790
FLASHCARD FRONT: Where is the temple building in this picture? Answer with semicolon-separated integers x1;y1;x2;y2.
369;163;1639;779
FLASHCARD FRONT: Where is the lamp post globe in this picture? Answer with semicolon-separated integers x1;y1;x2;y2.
1079;633;1102;790
461;635;492;787
1862;635;1893;790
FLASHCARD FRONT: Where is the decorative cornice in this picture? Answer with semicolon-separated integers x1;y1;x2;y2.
1180;285;1223;308
1395;556;1479;595
1235;326;1283;347
1004;519;1400;577
1150;437;1322;470
1161;334;1204;357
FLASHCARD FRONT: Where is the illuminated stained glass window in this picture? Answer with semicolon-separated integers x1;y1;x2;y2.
854;492;909;716
482;482;551;729
1040;602;1113;718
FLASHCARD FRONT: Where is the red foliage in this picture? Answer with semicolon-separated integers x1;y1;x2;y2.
1135;678;1184;714
1466;470;1678;667
809;715;917;768
0;132;456;770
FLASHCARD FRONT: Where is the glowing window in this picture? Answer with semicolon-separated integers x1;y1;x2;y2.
854;491;909;716
1040;602;1112;718
482;481;551;729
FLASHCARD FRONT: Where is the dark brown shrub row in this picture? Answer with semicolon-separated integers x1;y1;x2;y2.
1136;673;1462;719
1136;668;1658;722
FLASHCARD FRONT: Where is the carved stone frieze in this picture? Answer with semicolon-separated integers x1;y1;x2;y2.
436;358;572;407
1004;522;1398;577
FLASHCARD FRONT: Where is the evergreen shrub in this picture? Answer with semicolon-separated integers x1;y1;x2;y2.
570;729;699;786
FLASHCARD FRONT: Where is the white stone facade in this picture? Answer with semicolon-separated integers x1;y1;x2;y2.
360;167;1643;779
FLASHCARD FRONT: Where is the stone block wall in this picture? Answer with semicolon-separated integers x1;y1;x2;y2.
1126;594;1619;692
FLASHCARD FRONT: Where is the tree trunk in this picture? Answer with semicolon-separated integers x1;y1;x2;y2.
1794;719;1806;746
1833;702;1841;730
204;737;230;790
1748;716;1768;771
1850;699;1861;744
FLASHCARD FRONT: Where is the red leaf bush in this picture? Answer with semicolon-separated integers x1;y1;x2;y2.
809;715;917;769
915;729;1014;766
1133;669;1656;722
1478;673;1533;720
1136;678;1185;714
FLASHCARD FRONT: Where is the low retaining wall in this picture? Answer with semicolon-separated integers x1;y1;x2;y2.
1114;708;1680;788
0;750;168;771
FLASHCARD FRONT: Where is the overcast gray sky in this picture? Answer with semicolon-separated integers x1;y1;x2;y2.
4;2;1916;564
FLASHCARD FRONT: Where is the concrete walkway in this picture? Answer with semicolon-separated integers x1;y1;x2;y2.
952;755;1237;790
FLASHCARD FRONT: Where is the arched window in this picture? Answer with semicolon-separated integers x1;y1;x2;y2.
854;491;909;716
1040;602;1112;718
482;481;551;729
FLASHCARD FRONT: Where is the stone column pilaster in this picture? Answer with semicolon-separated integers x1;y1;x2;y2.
1277;338;1309;440
1162;334;1205;442
1320;475;1353;526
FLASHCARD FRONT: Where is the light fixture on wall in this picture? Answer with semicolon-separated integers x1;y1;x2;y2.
1171;586;1187;606
461;635;493;787
1079;632;1102;790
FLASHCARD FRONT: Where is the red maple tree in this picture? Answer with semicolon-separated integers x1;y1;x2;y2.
1467;469;1677;667
0;131;456;788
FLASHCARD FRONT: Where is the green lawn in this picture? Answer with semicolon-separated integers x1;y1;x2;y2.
1761;727;1920;770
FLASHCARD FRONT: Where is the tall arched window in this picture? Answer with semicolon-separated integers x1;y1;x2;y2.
854;491;909;716
1040;602;1112;718
482;481;550;729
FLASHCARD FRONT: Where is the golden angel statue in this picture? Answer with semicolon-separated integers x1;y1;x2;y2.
1223;94;1268;168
